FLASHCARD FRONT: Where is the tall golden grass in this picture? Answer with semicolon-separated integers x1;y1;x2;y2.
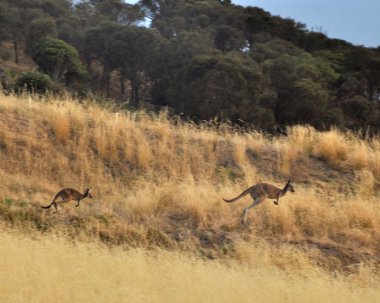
0;93;380;300
0;230;379;303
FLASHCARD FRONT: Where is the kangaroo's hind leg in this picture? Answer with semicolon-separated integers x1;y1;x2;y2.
53;202;58;213
50;196;60;213
55;197;70;213
241;196;267;224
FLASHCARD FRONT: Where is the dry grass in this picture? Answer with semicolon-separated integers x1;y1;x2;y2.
0;92;380;300
0;230;379;303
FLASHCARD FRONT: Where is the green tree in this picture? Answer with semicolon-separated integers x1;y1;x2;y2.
0;2;40;63
105;26;163;106
33;38;88;85
83;22;124;96
96;0;145;24
167;53;270;127
214;25;245;52
40;0;72;18
344;47;380;102
277;79;329;126
258;41;338;128
26;17;57;55
342;95;372;127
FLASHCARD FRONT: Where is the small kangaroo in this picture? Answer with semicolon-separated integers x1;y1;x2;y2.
41;188;92;213
223;180;295;224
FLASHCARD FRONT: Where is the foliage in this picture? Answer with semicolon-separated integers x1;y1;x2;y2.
26;17;57;55
167;53;271;127
1;0;380;131
16;71;52;93
342;95;372;128
106;26;163;105
33;38;88;84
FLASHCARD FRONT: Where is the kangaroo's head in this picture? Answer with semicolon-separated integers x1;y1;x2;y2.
287;180;295;193
84;188;93;199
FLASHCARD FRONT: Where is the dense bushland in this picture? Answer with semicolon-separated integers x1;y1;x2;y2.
1;0;380;131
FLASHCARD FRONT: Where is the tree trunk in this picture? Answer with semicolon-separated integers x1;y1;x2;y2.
13;41;19;64
119;74;125;96
86;57;92;74
105;73;111;98
101;67;111;98
131;81;140;108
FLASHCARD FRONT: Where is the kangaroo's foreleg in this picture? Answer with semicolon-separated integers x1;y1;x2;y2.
273;193;281;205
241;196;267;224
76;200;80;207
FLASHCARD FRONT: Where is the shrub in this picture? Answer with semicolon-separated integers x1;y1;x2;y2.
16;71;52;94
0;48;12;61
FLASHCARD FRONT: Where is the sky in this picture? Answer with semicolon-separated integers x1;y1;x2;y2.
241;0;379;47
124;0;380;47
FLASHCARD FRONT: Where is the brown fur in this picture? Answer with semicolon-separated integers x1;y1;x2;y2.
223;180;295;224
41;188;92;213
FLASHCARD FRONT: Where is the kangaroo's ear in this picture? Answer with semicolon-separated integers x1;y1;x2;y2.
288;180;291;183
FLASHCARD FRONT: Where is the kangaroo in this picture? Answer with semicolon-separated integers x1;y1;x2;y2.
223;180;295;224
41;188;92;213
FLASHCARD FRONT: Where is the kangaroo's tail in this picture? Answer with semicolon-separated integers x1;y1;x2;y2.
40;203;52;209
223;187;252;203
41;193;59;209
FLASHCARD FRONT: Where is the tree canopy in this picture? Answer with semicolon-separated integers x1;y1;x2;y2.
1;0;379;132
33;38;88;84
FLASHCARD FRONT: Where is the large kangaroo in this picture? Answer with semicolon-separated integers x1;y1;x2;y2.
223;180;295;224
41;188;92;213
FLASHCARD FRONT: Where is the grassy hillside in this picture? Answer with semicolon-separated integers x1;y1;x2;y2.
0;93;379;301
